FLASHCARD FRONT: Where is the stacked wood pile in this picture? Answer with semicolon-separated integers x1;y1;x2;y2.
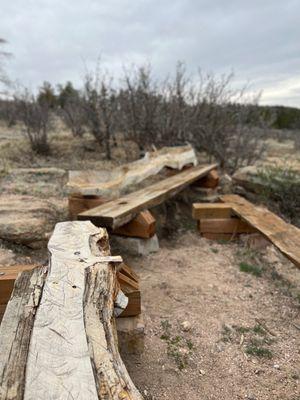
0;221;143;399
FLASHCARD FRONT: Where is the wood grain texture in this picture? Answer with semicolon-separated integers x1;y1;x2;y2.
192;203;233;219
199;218;256;234
15;221;141;400
221;194;300;268
113;210;156;238
0;266;47;400
0;264;37;305
67;145;197;197
79;163;218;229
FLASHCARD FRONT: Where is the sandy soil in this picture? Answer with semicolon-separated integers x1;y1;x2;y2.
0;124;299;399
122;233;300;400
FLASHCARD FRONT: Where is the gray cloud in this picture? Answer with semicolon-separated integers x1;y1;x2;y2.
1;0;300;106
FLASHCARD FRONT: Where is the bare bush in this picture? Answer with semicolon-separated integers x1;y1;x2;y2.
83;70;118;159
16;90;52;155
0;99;17;127
120;64;161;152
57;82;86;137
0;38;10;91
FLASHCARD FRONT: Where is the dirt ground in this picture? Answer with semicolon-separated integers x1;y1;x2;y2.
0;125;300;399
123;233;300;400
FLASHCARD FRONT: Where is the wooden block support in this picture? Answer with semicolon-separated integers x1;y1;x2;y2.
192;203;233;219
201;232;237;241
194;169;219;188
0;221;143;400
113;210;156;238
118;264;141;318
68;194;108;219
199;218;257;234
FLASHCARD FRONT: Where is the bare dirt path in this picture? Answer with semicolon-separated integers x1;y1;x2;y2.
124;232;300;400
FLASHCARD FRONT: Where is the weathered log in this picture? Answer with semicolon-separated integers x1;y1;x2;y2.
0;221;143;400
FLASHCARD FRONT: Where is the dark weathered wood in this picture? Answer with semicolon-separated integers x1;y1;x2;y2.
195;169;219;188
68;194;108;219
0;264;37;307
0;221;143;400
113;210;156;238
221;195;300;268
0;266;47;400
79;163;218;229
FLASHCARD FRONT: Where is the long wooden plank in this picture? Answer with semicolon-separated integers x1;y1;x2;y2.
221;195;300;268
79;163;218;229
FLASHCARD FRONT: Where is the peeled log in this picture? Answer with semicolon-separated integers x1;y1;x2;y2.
0;221;143;400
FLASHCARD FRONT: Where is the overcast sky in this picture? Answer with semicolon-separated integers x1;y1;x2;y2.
1;0;300;107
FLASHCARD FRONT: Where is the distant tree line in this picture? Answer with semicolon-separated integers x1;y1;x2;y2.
0;61;299;172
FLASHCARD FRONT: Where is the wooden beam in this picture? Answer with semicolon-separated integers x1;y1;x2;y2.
78;163;218;229
199;218;257;234
221;194;300;268
113;210;156;238
192;203;233;219
0;221;142;400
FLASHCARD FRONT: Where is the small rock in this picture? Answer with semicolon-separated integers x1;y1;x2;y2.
180;321;192;332
246;395;256;400
199;369;206;375
273;364;280;370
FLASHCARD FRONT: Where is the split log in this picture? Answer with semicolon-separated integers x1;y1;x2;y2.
113;210;156;238
0;221;143;400
67;145;198;197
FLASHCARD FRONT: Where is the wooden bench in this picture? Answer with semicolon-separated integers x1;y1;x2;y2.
0;221;143;399
193;195;300;268
78;163;218;229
